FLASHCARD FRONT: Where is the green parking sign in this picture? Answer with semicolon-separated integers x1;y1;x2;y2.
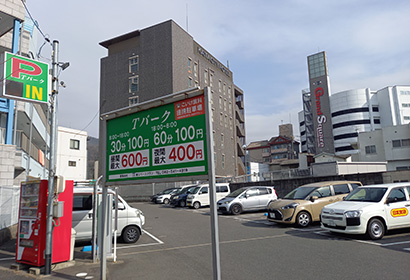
1;52;49;103
105;91;209;183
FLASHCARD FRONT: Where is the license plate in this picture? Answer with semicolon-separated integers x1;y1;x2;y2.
269;213;276;219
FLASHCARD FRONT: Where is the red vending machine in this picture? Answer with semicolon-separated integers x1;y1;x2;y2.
16;179;73;267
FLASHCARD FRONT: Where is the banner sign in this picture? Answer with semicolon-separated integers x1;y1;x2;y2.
106;94;208;182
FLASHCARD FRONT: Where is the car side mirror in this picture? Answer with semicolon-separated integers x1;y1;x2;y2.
386;197;397;204
310;196;318;202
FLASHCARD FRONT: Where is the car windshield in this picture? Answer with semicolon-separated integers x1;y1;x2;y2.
190;186;201;194
283;186;318;200
226;187;247;198
344;187;387;202
176;187;194;195
163;188;176;194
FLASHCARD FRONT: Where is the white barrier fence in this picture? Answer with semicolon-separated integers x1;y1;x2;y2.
0;185;20;230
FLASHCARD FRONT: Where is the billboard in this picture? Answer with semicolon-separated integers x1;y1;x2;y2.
308;51;334;154
104;90;208;184
1;52;49;103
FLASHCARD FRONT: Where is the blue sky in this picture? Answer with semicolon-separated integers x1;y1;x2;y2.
28;0;410;143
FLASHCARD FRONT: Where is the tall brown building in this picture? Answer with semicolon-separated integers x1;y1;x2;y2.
99;20;246;177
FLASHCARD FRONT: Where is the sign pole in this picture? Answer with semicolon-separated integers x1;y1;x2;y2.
44;40;59;275
204;87;221;280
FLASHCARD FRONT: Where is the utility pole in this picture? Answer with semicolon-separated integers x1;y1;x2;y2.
44;40;59;275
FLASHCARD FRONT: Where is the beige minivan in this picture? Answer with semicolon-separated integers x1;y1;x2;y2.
267;181;362;227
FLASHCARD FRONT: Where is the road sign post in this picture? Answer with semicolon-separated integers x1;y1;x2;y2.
100;87;221;279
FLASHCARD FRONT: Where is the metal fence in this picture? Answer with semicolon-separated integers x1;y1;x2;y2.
219;168;313;183
0;185;20;230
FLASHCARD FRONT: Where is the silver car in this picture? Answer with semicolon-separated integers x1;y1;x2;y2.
217;186;277;215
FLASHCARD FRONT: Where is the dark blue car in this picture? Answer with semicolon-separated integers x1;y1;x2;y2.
170;185;198;207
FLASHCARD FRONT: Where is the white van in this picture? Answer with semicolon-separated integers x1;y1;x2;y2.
186;183;230;209
72;187;145;243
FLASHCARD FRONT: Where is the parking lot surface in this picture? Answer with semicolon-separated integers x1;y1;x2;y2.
1;202;410;279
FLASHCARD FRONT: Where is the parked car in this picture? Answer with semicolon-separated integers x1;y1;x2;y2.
217;186;277;215
186;183;230;209
170;185;199;207
72;187;145;243
321;182;410;240
156;187;183;204
267;181;362;227
150;187;180;204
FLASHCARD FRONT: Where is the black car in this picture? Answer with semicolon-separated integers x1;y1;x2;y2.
170;185;198;207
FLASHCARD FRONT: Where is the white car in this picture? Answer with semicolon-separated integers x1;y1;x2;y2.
72;187;145;243
186;183;230;209
321;182;410;240
217;186;277;215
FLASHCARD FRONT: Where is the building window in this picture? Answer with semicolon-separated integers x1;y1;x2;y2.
193;62;198;78
223;83;226;96
220;113;223;126
402;139;410;146
221;134;224;149
404;116;410;120
229;101;232;113
229;117;233;129
365;145;376;154
218;80;222;93
402;103;410;108
210;73;214;88
129;55;139;73
400;91;410;95
188;58;192;73
393;139;410;148
221;154;225;169
188;77;193;88
70;139;80;150
228;87;232;100
219;96;223;110
211;108;214;122
224;99;227;112
225;114;228;127
129;75;139;93
204;70;208;85
68;161;76;167
129;96;139;106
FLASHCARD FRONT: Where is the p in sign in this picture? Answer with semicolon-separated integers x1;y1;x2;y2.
1;52;49;103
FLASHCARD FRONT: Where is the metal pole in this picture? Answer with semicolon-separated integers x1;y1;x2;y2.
44;40;59;275
204;87;221;280
100;182;108;280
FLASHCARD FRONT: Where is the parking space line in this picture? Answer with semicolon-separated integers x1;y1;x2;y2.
0;257;14;262
117;229;164;250
381;240;410;247
404;248;410;251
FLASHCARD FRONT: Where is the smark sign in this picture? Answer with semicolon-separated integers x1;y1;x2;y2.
105;93;208;183
391;208;408;218
1;52;49;103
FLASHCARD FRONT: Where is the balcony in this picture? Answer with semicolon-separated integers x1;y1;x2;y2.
236;140;245;157
235;108;245;123
236;120;245;137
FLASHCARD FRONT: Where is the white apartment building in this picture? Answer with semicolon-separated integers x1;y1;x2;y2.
56;127;87;181
358;124;410;171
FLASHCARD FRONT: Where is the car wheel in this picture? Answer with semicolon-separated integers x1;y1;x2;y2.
193;201;200;209
122;226;140;243
163;198;170;204
231;204;242;215
367;218;385;240
296;211;311;227
179;200;186;207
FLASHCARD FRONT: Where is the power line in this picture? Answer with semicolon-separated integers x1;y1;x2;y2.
20;0;50;44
